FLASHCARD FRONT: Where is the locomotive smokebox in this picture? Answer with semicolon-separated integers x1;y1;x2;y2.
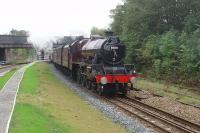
100;39;125;65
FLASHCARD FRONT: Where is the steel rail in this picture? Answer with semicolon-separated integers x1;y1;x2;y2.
102;96;172;133
66;74;200;133
125;96;200;132
0;65;11;69
114;96;200;133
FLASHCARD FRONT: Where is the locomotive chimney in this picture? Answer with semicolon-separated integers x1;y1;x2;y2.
105;31;114;37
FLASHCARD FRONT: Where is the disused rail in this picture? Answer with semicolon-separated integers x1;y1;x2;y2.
0;65;12;69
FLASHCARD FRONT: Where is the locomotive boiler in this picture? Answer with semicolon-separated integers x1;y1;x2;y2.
81;35;125;65
52;32;138;95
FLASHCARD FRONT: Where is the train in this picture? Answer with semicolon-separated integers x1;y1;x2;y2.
52;31;138;95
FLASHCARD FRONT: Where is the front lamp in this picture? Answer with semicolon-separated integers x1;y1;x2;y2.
100;77;107;85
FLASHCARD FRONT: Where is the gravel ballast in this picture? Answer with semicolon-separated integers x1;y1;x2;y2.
128;87;200;125
142;97;200;124
50;64;151;133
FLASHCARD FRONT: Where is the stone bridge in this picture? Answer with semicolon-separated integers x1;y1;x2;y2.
0;35;33;63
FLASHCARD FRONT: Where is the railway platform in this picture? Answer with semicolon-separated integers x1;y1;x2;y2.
0;62;34;133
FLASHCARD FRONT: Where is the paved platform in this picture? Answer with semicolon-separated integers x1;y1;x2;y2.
0;62;34;133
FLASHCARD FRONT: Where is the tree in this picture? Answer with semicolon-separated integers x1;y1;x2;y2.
110;0;200;86
90;27;105;36
10;29;30;36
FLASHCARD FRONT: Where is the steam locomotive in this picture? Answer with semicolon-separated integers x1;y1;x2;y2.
52;32;138;95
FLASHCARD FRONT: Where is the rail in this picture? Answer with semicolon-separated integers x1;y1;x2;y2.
104;96;200;133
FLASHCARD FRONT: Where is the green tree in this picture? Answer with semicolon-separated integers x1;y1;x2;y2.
10;29;29;36
90;27;105;36
110;0;200;86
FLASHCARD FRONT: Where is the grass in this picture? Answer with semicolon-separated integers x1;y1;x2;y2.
10;62;127;133
19;64;39;94
10;103;70;133
0;69;17;90
134;79;200;106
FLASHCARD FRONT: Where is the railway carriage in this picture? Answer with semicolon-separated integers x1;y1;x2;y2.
62;45;70;68
52;46;62;65
52;32;138;95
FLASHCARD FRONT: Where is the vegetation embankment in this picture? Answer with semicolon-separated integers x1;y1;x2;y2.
0;69;17;90
134;79;200;106
10;62;127;133
110;0;200;87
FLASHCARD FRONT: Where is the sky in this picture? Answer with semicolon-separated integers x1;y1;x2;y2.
0;0;122;47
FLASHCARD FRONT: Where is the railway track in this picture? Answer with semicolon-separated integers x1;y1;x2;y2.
0;64;22;77
0;65;13;76
103;96;200;133
78;83;200;132
0;65;12;69
59;67;200;132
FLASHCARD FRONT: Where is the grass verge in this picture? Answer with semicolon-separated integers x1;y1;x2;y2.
134;79;200;106
19;63;39;94
10;62;127;133
0;69;17;90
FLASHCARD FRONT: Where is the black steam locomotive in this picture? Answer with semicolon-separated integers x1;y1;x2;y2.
52;32;138;95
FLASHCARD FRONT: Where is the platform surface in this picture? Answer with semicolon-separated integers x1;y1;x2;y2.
0;63;34;133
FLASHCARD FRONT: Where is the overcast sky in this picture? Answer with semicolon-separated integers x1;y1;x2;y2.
0;0;122;46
